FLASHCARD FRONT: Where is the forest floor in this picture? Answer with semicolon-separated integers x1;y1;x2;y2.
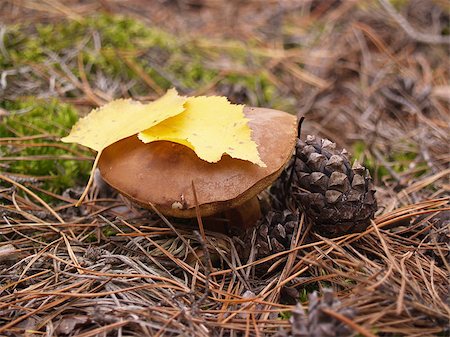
0;1;449;336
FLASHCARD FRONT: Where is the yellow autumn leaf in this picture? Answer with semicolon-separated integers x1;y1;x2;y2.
138;96;266;167
61;88;186;151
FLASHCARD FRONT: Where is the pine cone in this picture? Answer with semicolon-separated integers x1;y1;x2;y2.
272;135;377;237
237;210;299;263
276;289;356;337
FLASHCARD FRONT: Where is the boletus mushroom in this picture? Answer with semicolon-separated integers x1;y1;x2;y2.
98;107;297;231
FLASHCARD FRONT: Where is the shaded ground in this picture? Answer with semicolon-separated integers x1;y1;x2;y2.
0;1;449;336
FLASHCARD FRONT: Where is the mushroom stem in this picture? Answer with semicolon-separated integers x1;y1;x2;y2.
201;196;262;233
223;196;262;230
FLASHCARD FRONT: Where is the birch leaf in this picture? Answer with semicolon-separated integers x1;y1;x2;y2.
61;88;186;151
138;96;265;166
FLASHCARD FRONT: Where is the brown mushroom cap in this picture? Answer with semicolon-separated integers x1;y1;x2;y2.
98;107;297;218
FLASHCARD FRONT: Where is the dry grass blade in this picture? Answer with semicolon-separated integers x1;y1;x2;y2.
0;173;65;223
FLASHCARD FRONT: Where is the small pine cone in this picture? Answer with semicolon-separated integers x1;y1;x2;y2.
272;135;377;237
282;289;356;337
238;210;299;262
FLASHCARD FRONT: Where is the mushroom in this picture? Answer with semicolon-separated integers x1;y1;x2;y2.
98;107;297;230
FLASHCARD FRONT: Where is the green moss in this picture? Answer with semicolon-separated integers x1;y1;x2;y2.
298;287;310;303
279;310;292;320
353;140;427;181
0;98;91;195
3;13;291;104
102;226;118;238
2;14;181;96
85;233;98;243
390;151;416;173
6;14;170;63
167;55;218;89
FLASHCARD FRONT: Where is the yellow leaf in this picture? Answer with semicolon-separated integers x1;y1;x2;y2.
61;88;186;151
138;96;266;167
